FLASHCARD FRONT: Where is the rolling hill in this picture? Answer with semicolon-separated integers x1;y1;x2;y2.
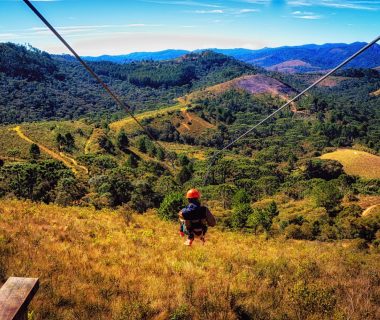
188;74;297;100
77;42;380;73
321;149;380;179
0;43;260;124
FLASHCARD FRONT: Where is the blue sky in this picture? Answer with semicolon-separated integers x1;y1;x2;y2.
0;0;379;55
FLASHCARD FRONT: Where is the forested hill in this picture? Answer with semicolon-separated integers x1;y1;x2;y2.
0;43;260;124
77;42;380;73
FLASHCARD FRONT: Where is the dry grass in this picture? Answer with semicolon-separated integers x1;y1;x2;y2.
109;105;183;134
187;74;296;102
173;110;215;137
0;126;49;160
320;149;380;179
21;120;93;157
371;88;380;96
11;126;87;175
0;200;379;319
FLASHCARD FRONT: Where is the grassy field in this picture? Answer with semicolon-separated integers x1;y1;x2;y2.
109;104;183;134
321;149;380;179
20;120;93;157
0;200;379;320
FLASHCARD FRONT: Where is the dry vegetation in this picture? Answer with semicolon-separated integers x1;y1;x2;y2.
109;105;183;134
187;74;296;101
320;149;380;179
0;200;379;320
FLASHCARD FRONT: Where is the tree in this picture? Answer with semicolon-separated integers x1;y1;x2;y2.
156;148;165;161
304;159;344;180
7;148;20;161
55;177;86;206
137;137;147;153
232;189;250;208
218;184;236;209
126;154;139;169
29;143;41;160
158;192;186;220
230;204;253;229
177;166;192;184
312;180;343;214
117;129;129;152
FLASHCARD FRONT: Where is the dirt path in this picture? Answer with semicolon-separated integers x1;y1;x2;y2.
12;126;88;175
362;205;380;217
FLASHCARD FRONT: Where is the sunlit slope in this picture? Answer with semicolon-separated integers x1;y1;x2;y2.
186;74;296;102
0;200;379;319
109;104;183;133
320;149;380;179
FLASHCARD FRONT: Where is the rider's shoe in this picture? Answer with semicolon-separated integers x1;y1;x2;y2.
184;239;193;246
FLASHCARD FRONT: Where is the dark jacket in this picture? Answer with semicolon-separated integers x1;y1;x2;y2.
180;202;216;227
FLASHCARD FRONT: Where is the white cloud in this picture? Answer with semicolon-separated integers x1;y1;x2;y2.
195;9;224;13
291;10;322;19
295;14;322;19
238;8;260;13
289;0;379;11
141;0;221;8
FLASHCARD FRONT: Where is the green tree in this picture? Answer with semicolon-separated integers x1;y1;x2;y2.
312;180;343;214
232;189;250;208
29;143;40;160
126;154;139;169
137;137;147;153
156;148;165;161
158;192;186;221
230;204;253;229
117;129;130;152
7;148;20;161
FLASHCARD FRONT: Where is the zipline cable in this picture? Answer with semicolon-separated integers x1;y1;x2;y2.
23;0;172;162
203;35;380;184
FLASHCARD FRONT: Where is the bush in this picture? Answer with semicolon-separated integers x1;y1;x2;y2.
158;192;186;221
232;189;250;208
312;180;343;214
304;159;344;180
230;204;253;229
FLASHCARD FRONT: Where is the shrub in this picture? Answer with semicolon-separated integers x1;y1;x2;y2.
158;192;186;221
230;204;253;229
284;224;303;239
232;189;250;208
289;281;336;319
312;180;343;214
304;159;344;180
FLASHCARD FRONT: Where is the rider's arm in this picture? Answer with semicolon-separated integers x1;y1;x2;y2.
205;208;216;227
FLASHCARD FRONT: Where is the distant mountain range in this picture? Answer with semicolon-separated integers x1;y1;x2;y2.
78;42;380;73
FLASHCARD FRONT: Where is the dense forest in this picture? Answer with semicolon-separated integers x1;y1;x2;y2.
0;43;260;123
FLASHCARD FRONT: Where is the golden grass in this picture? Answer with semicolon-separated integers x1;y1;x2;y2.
174;110;215;137
0;126;48;160
12;126;87;175
20;120;93;157
320;149;380;179
371;89;380;96
0;200;379;319
110;105;183;134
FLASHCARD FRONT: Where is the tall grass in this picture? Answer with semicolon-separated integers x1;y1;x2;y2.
0;200;379;319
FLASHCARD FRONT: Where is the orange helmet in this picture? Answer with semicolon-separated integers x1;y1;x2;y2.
186;188;201;199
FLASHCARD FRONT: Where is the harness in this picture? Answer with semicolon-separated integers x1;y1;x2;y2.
181;205;208;242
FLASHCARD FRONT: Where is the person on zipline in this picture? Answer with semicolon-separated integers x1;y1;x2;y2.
179;189;216;246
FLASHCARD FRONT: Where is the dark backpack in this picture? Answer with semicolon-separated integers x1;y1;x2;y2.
183;206;208;236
